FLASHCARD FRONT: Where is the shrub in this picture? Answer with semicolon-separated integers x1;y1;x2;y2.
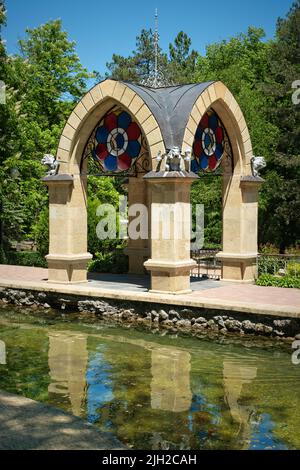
259;244;279;255
258;255;285;275
4;251;47;268
256;273;300;288
88;250;128;274
32;206;49;257
286;261;300;278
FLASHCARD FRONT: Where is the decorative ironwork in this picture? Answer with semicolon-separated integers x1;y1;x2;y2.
140;9;171;88
191;109;233;176
80;105;151;177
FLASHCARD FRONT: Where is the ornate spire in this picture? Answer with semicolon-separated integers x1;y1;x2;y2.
153;8;159;88
141;8;170;88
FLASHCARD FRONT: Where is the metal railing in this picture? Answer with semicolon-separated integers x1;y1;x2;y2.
257;253;300;276
191;251;300;280
191;249;221;280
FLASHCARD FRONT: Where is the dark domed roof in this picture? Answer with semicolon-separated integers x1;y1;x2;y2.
122;81;215;150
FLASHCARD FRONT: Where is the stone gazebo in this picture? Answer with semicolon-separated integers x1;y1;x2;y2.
43;79;263;294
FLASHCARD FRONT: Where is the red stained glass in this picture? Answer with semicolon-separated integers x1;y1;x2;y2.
126;122;141;140
215;126;223;143
104;112;118;132
95;143;109;160
200;113;209;129
118;153;132;170
208;155;217;170
193;140;202;157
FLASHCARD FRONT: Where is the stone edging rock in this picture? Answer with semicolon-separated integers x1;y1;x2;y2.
1;287;300;341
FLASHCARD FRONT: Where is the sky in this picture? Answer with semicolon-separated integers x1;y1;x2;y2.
4;0;294;76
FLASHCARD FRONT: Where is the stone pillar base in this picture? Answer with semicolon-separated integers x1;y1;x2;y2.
124;247;150;274
46;253;93;284
216;252;257;283
144;260;196;294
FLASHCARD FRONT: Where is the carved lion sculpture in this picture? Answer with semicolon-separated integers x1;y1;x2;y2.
41;154;60;176
251;156;266;177
165;146;185;172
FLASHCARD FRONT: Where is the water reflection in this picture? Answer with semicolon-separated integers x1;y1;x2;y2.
151;348;192;412
48;332;88;416
223;361;257;447
0;310;299;449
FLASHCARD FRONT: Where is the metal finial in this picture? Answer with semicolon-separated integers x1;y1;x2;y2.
153;8;159;88
140;8;171;88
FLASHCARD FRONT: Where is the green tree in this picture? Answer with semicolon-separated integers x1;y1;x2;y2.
0;0;25;258
1;19;92;258
169;31;198;84
259;1;300;252
105;28;170;85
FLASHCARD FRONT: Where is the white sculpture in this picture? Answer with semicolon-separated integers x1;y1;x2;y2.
41;154;60;176
251;156;266;177
156;147;192;172
184;147;192;172
165;146;185;172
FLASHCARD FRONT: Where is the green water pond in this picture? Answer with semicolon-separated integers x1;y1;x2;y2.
0;306;299;450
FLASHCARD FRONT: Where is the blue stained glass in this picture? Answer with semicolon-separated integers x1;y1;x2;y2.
95;126;109;144
127;140;141;158
104;154;117;171
200;155;208;169
118;111;131;129
204;133;211;147
195;128;202;140
215;143;223;160
116;133;125;149
209;114;218;131
191;159;200;173
92;149;99;162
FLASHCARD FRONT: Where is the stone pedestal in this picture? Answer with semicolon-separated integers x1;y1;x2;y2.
124;175;150;274
43;174;92;284
144;171;198;294
217;175;263;282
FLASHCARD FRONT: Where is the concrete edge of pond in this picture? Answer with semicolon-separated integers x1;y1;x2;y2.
0;390;126;450
0;277;299;318
1;283;300;340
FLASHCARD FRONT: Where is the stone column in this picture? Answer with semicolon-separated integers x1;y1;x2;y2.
144;171;197;294
124;175;150;274
217;175;263;282
43;174;92;283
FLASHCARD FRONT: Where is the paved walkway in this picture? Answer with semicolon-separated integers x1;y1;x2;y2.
0;390;124;450
0;264;299;318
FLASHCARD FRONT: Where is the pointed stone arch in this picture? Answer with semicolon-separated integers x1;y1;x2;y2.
45;80;166;283
181;81;262;282
44;79;262;286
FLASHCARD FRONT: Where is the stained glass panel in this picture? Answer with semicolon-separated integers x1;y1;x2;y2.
191;109;232;174
81;106;149;175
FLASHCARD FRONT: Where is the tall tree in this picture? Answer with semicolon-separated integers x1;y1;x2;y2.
0;19;92;255
169;31;198;84
259;1;300;252
0;0;25;257
106;28;170;85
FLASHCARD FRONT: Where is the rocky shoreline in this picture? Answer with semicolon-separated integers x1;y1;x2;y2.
1;287;300;341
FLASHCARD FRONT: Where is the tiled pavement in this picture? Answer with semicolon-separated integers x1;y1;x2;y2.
0;264;299;317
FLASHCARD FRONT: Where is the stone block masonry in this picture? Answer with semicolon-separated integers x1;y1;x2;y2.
1;287;300;341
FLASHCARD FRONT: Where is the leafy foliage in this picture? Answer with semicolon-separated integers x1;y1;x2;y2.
0;17;91;255
256;273;300;288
